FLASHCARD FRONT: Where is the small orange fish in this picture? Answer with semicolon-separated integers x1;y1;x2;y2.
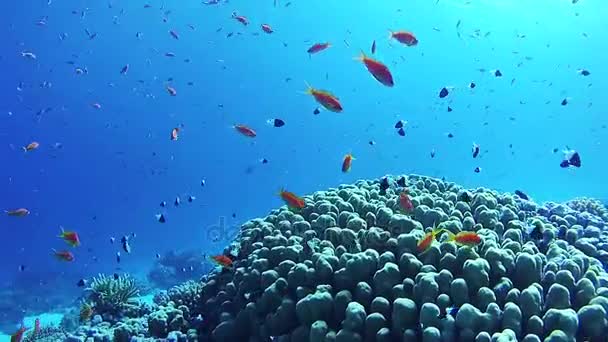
232;13;249;25
356;52;394;87
5;208;30;217
209;254;233;268
58;227;81;247
305;85;343;112
170;127;180;141
234;124;256;137
307;42;331;54
390;30;418;46
399;189;414;212
52;249;75;262
261;24;273;33
10;324;26;342
445;231;482;247
23;142;39;152
279;188;305;209
341;153;355;173
417;226;444;253
166;85;177;96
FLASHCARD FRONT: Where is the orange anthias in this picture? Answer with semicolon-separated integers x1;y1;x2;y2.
209;255;233;268
341;154;355;173
445;231;482;247
356;52;394;87
53;249;75;262
279;189;305;209
58;227;81;247
5;208;30;217
416;227;444;253
234;124;256;137
307;42;331;54
399;189;414;212
23;141;40;152
390;30;418;46
306;85;343;112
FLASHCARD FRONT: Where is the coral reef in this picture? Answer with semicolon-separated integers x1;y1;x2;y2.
68;175;608;342
22;325;68;342
86;274;140;321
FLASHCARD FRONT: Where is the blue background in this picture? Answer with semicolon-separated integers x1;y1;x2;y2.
0;0;605;329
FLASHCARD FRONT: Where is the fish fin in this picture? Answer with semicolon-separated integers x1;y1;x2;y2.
22;146;27;152
302;81;314;95
444;231;455;242
388;30;394;40
353;50;366;62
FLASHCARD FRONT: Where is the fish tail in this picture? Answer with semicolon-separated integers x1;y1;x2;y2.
22;146;27;152
388;29;394;40
302;81;313;95
444;231;455;242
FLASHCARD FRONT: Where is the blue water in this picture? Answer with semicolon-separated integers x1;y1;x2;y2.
0;0;606;331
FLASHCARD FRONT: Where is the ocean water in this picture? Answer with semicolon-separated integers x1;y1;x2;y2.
0;0;606;337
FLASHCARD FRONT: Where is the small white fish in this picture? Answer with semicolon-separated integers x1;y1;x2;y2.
21;51;37;59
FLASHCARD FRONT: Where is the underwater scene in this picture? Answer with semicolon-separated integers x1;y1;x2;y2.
1;0;607;341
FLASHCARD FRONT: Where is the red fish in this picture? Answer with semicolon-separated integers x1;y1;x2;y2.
53;249;75;262
279;189;305;209
390;30;418;46
58;227;81;247
417;226;444;253
305;85;343;112
234;124;256;137
23;141;39;152
10;324;26;342
209;255;233;268
5;208;30;217
166;85;177;96
445;231;482;247
232;14;249;26
341;153;355;173
170;127;180;141
261;24;273;33
356;52;394;87
399;189;414;212
307;42;331;54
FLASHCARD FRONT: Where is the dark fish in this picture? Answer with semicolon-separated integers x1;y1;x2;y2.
110;237;115;244
368;140;376;146
232;213;236;218
447;106;453;112
469;82;476;88
116;252;121;263
567;151;581;167
188;195;196;202
271;118;285;127
174;196;181;206
120;64;129;75
579;69;590;76
77;279;87;287
447;133;454;138
313;108;320;115
201;179;206;187
561;98;568;106
474;167;481;173
160;201;166;207
394;120;405;129
439;306;459;319
121;236;131;253
397;127;405;136
514;190;529;200
553;148;559;153
472;143;480;158
379;177;390;192
527;222;544;240
261;158;268;164
397;176;407;187
430;149;436;158
439;87;449;98
371;40;376;54
19;265;26;272
156;253;161;259
113;273;119;280
156;213;166;223
494;69;502;77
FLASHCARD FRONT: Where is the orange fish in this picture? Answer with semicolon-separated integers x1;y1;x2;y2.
209;254;233;268
23;142;39;152
399;189;414;212
5;208;30;217
232;14;249;26
261;24;273;33
234;124;256;137
10;324;26;342
52;249;75;262
356;52;394;87
341;154;355;173
279;188;305;209
58;227;81;247
307;42;331;54
445;231;482;247
416;226;444;253
390;30;418;46
166;85;177;96
170;127;180;141
305;85;343;113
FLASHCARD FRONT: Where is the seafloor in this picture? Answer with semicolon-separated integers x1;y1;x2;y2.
21;175;608;342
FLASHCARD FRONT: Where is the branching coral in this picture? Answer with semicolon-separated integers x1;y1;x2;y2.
86;274;140;318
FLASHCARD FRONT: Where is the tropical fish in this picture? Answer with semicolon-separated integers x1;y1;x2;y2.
52;249;75;262
170;127;179;141
417;226;444;253
305;85;343;112
279;189;305;209
261;24;273;33
91;103;102;109
23;141;39;152
232;14;249;25
389;30;418;46
234;124;257;137
514;190;529;200
5;208;30;217
169;30;179;40
58;227;81;247
560;149;581;168
444;231;482;247
166;85;177;96
472;143;480;158
307;42;331;54
399;189;414;212
341;153;355;173
209;254;233;268
356;52;394;87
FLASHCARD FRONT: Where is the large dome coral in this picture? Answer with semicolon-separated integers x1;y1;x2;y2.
70;175;608;342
